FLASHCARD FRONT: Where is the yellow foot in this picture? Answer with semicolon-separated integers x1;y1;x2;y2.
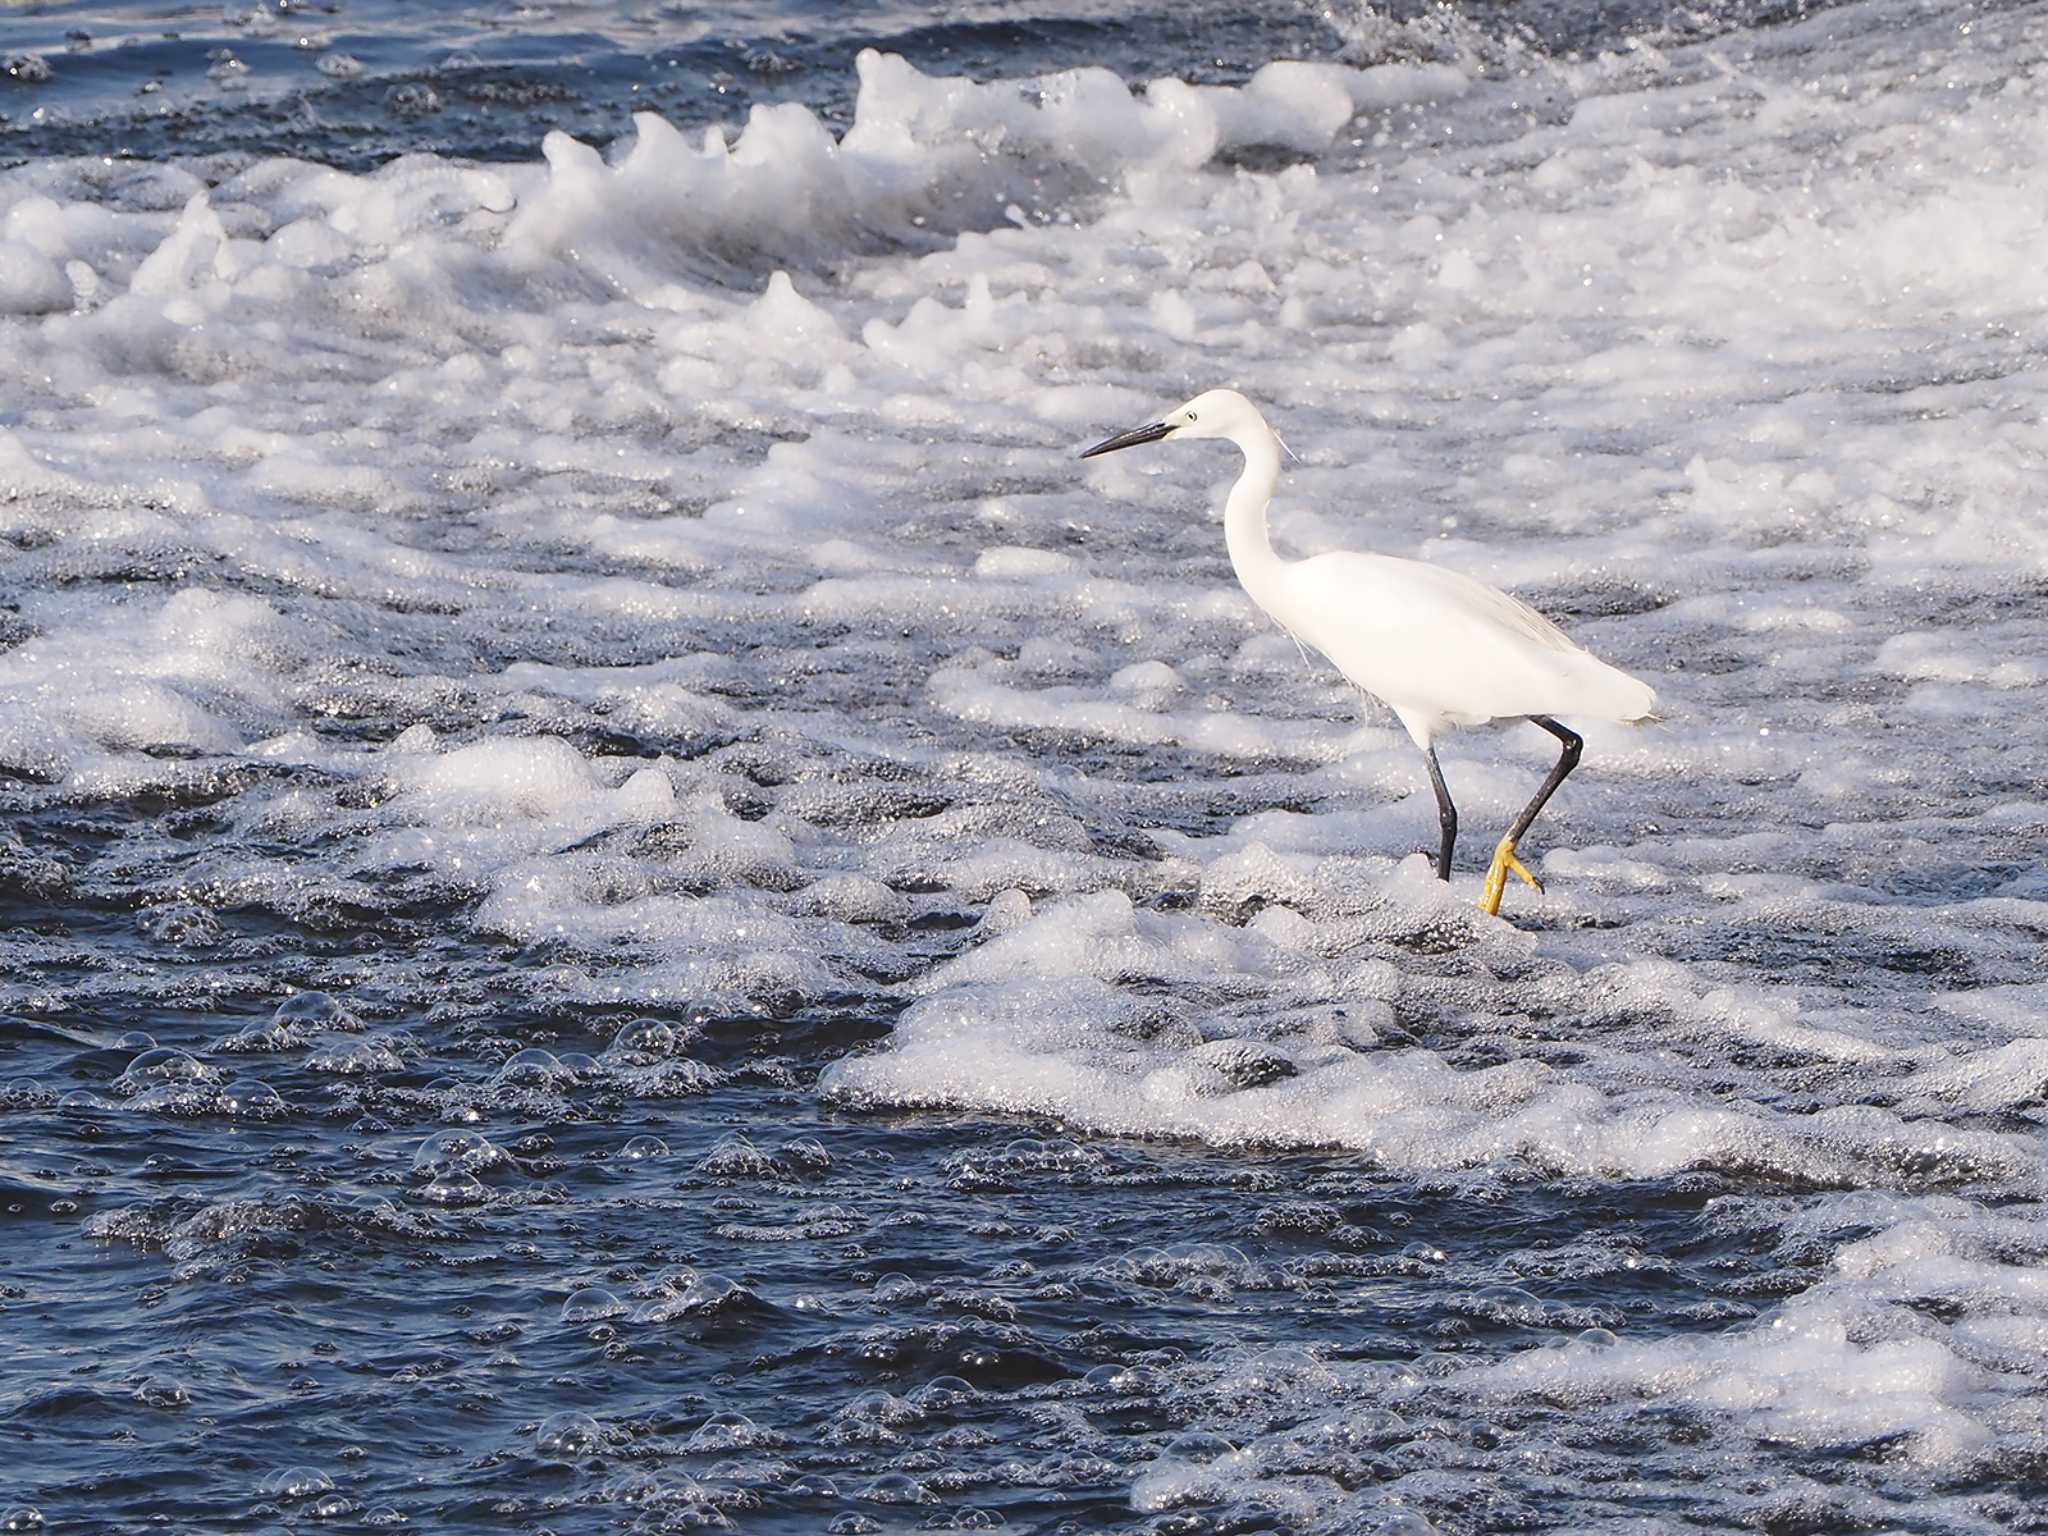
1477;834;1544;916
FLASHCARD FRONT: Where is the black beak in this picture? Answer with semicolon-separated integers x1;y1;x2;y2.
1079;421;1172;459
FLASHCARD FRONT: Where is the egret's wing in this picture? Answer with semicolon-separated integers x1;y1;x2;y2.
1279;552;1655;726
1421;566;1579;655
1304;553;1580;655
1427;572;1658;720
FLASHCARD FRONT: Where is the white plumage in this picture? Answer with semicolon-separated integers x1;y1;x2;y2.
1282;551;1657;746
1081;387;1656;915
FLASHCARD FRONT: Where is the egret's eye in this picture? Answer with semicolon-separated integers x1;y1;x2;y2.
1186;411;1198;422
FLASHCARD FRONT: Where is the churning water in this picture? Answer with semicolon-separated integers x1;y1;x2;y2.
4;0;2048;1531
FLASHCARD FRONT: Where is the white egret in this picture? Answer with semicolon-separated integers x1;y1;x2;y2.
1081;389;1656;917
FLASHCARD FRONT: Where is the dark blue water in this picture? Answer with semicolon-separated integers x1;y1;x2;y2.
0;1;1321;171
1;759;2017;1530
4;955;1762;1531
1;0;1845;171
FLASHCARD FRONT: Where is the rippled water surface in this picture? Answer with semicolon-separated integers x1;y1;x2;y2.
4;0;2048;1532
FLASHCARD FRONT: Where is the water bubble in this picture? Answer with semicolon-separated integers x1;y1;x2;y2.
219;1017;302;1053
685;1409;764;1452
274;991;361;1031
1400;1240;1448;1265
114;1031;157;1051
259;1466;335;1499
309;1493;356;1519
1088;1362;1164;1396
363;1508;407;1527
913;1375;975;1409
604;1470;684;1507
1166;1241;1256;1279
557;1051;600;1076
1110;1240;1259;1295
412;1129;500;1175
1163;1431;1236;1464
494;1046;571;1088
348;1192;400;1224
827;1517;881;1536
786;1474;839;1498
1467;1284;1548;1325
560;1287;626;1323
1349;1407;1409;1443
1376;1515;1440;1536
636;1270;743;1321
418;1170;487;1205
778;1136;832;1172
1477;1284;1537;1304
606;1018;675;1062
696;1134;778;1177
622;1277;679;1327
1578;1326;1620;1349
619;1134;669;1161
873;1272;920;1304
842;1388;919;1426
0;1510;43;1533
137;902;223;946
116;1047;215;1092
131;1374;190;1409
860;1472;932;1505
536;1410;602;1456
307;1035;403;1076
58;1089;114;1112
126;1082;217;1116
385;81;441;115
221;1077;285;1117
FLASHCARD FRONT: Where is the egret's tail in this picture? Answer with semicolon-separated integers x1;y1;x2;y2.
1566;655;1658;724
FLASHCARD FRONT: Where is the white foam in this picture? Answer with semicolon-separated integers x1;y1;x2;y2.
498;50;1466;296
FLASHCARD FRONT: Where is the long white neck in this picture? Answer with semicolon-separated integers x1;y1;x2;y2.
1221;422;1288;619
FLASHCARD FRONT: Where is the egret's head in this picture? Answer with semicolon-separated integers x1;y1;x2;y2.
1078;388;1259;458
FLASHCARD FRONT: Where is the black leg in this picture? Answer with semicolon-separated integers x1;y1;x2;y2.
1424;746;1457;881
1508;716;1583;846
